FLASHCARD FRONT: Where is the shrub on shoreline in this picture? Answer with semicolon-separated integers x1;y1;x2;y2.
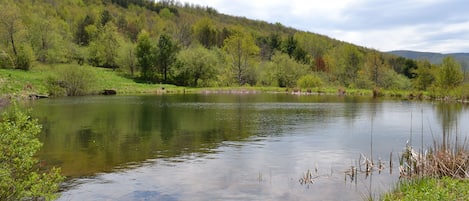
0;104;64;200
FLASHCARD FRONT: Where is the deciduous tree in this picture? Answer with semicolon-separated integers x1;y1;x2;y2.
175;45;218;86
0;1;22;58
75;15;95;46
223;29;259;86
193;18;218;48
259;52;308;87
436;56;464;90
100;23;121;69
155;34;178;83
413;60;435;90
118;40;138;76
136;30;155;81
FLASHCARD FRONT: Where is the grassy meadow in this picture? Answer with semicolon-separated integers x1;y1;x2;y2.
0;64;184;99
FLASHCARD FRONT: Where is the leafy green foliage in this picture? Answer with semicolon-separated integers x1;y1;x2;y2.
223;28;260;86
136;31;154;81
88;22;121;69
297;74;323;89
259;52;308;87
0;104;64;200
435;56;464;90
256;33;282;61
175;45;218;87
0;50;15;69
335;44;364;87
15;44;34;70
75;15;95;46
155;34;179;83
0;0;33;70
193;18;219;48
117;40;138;76
412;60;435;90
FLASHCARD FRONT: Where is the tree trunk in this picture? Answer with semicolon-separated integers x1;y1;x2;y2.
10;32;17;57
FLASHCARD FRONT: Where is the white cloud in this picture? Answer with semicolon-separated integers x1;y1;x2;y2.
181;0;469;53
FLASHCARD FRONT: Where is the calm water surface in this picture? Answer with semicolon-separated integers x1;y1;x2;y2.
25;94;469;200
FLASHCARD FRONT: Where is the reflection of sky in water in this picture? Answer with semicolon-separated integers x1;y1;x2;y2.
50;96;469;201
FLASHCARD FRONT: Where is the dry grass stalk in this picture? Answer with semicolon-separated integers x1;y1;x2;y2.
345;153;391;183
299;169;314;185
399;140;469;179
299;166;324;185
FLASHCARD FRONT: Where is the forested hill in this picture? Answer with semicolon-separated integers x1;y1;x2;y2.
389;50;469;70
1;0;464;92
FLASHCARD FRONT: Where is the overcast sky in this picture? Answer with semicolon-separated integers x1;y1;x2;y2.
181;0;469;53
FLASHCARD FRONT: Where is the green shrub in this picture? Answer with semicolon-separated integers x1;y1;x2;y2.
46;75;67;97
296;74;323;89
0;104;64;200
15;44;35;71
352;70;374;89
0;50;14;69
47;65;96;96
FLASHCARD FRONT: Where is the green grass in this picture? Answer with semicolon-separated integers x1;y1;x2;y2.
380;135;469;201
0;66;52;98
83;65;181;94
0;64;183;98
382;177;469;201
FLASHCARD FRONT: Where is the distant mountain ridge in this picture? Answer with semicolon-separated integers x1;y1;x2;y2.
388;50;469;70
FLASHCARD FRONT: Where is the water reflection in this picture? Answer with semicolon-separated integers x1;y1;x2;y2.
434;103;465;148
24;94;469;200
34;95;261;176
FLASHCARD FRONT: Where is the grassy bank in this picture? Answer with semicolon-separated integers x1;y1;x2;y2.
380;136;469;201
0;64;183;99
382;177;469;201
0;64;467;103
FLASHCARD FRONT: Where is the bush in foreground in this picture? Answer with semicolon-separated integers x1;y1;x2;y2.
0;104;64;200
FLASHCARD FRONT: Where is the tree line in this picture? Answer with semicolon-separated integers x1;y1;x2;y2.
0;0;466;93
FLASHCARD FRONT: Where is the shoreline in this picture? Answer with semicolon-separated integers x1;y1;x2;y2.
2;86;469;106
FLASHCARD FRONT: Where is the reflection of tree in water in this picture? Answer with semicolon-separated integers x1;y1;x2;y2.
77;127;102;155
435;103;463;148
138;97;155;134
138;96;177;143
77;128;94;148
160;101;176;143
342;96;361;120
342;96;382;122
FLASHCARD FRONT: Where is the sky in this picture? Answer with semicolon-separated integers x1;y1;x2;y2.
181;0;469;53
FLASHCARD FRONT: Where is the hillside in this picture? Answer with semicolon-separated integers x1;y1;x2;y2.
0;0;467;98
389;50;469;70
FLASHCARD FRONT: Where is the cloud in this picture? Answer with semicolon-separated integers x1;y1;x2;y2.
181;0;469;53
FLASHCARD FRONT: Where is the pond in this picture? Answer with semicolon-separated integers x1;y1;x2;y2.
24;94;469;200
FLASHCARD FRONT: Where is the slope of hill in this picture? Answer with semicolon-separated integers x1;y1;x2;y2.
0;0;439;93
389;50;469;70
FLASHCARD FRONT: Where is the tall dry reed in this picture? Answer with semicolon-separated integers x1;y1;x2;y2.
399;139;469;179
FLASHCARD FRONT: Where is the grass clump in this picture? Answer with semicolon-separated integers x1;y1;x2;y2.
382;138;469;200
382;177;469;201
